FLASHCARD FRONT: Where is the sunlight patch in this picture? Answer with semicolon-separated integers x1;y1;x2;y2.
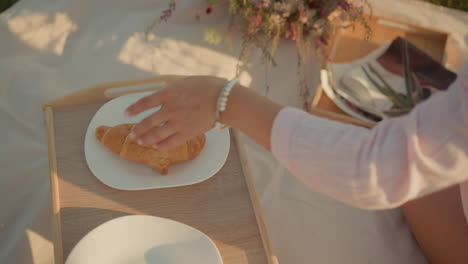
26;229;53;264
117;32;251;85
7;10;77;55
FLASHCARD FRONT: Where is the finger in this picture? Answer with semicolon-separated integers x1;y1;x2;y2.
130;108;171;139
137;122;178;147
125;89;168;116
156;133;187;150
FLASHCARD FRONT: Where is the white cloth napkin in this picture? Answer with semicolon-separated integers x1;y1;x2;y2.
340;61;405;115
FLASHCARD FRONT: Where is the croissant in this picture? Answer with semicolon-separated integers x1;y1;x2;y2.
95;124;206;174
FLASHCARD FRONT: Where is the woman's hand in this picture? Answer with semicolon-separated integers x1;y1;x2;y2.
126;74;282;151
125;76;226;150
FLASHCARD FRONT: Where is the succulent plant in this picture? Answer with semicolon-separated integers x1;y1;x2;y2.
361;41;425;117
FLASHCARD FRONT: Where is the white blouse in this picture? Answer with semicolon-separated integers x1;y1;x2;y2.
271;64;468;213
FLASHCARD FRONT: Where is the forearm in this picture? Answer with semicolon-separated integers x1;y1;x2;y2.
270;71;468;209
220;83;283;151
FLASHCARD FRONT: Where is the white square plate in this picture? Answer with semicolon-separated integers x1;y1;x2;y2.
65;215;223;264
84;91;230;190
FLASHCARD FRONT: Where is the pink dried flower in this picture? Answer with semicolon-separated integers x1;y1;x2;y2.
316;36;328;46
290;23;297;41
315;38;323;46
249;15;263;28
338;1;351;12
160;0;176;22
247;15;263;34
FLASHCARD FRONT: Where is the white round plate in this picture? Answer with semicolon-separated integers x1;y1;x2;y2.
65;215;223;264
84;91;230;190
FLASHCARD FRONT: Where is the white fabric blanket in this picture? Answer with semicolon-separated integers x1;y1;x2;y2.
0;0;467;263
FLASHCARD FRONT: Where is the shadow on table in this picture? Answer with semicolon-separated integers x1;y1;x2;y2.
144;236;219;264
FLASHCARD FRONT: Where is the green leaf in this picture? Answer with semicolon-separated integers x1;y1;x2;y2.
411;72;423;103
0;0;17;13
402;40;414;106
362;65;408;108
366;63;411;107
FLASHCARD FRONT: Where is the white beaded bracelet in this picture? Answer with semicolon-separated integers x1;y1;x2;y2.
214;77;239;131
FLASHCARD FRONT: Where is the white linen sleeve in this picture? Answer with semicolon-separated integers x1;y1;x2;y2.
271;65;468;209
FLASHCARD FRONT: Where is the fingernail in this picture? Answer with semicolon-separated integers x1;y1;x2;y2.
124;109;131;117
152;144;158;149
129;131;136;139
137;139;144;146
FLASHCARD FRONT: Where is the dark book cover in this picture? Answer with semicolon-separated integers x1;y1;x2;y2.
377;37;457;92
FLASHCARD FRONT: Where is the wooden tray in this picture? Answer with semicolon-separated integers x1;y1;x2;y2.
309;14;461;128
43;76;277;264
